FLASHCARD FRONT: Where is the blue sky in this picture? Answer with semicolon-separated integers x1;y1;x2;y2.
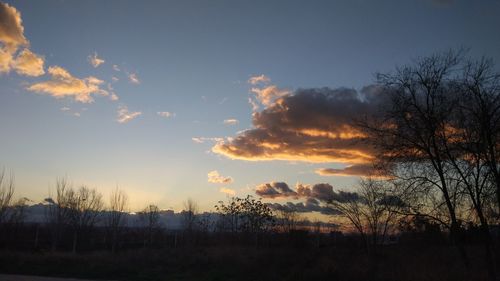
1;0;499;214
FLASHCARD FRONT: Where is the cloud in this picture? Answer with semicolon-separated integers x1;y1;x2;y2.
0;2;28;49
0;47;14;73
60;107;70;111
248;74;270;85
157;111;175;118
0;3;45;77
223;119;239;125
192;137;223;144
113;65;120;72
219;187;236;196
88;52;105;68
12;48;45;76
315;164;377;178
110;93;119;101
213;87;385;166
116;105;141;124
254;181;361;204
128;73;140;84
250;85;290;106
27;66;108;103
267;201;341;215
255;182;297;199
207;170;233;184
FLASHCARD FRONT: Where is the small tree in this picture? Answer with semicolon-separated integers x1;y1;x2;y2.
181;198;198;233
0;169;14;226
138;204;160;247
106;187;128;253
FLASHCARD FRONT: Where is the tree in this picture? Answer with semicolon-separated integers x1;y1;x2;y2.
0;169;14;226
215;196;274;234
328;178;403;251
275;208;299;233
181;198;198;233
359;50;500;278
360;50;470;262
138;204;160;247
46;179;104;253
106;187;128;253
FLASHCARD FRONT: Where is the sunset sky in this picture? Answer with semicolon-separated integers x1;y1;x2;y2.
1;0;499;216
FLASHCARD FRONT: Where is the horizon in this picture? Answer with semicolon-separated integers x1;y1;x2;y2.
1;0;500;220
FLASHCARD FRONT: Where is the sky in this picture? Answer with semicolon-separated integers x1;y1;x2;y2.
1;0;499;217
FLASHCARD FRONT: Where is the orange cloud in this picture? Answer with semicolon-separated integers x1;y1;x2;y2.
219;187;236;196
248;74;270;85
28;66;108;103
250;85;290;106
13;48;44;76
207;170;233;184
0;3;45;77
315;164;386;178
0;2;28;48
212;87;383;165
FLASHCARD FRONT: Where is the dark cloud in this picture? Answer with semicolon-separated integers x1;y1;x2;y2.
255;181;366;214
316;164;381;177
213;87;387;172
255;182;297;199
267;201;341;215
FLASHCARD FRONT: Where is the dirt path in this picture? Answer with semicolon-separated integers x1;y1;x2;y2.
0;275;113;281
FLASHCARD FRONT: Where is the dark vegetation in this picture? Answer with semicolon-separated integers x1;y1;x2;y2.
1;50;500;280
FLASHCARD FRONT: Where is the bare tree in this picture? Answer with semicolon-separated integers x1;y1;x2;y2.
138;204;160;247
106;187;128;253
328;177;404;252
359;49;470;262
275;208;299;233
182;198;198;233
0;169;14;226
46;177;73;251
46;179;103;253
67;186;104;253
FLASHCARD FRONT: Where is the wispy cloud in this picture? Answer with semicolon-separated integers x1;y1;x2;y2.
192;137;223;144
223;119;239;126
116;105;141;124
316;164;388;178
207;170;233;184
250;85;290;106
157;111;175;118
27;66;108;103
88;52;105;68
128;73;140;84
112;64;120;72
248;74;270;85
219;187;236;196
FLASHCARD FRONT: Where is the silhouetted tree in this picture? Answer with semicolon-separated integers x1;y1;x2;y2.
181;198;198;233
106;187;128;253
138;204;160;247
0;169;14;227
